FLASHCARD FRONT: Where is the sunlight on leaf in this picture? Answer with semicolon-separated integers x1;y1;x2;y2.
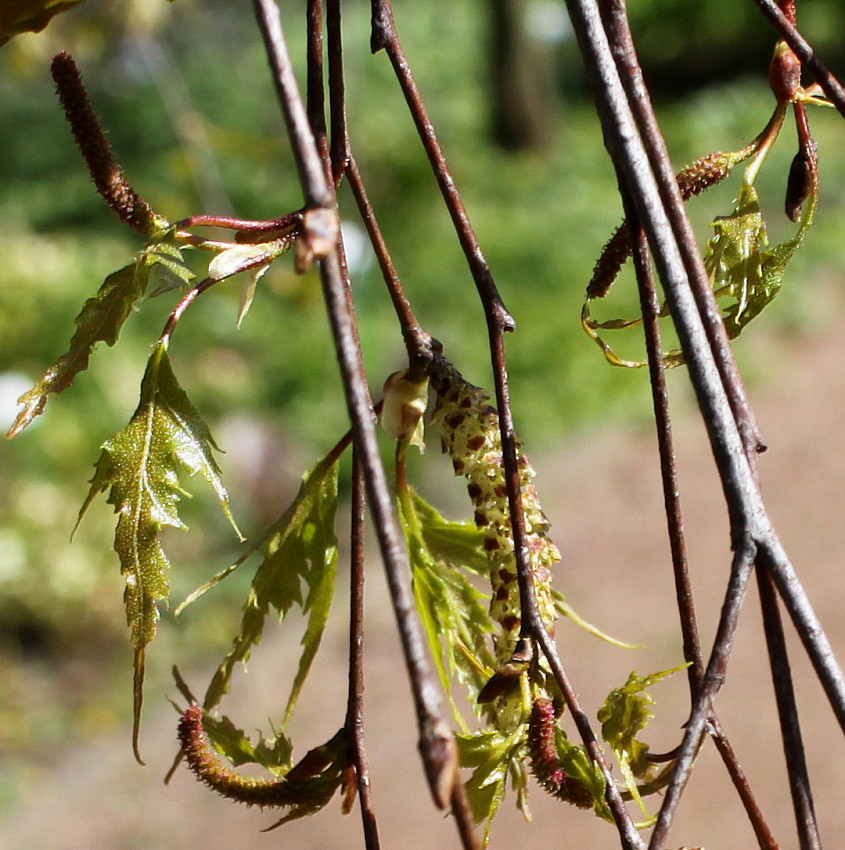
7;236;191;437
598;665;687;815
200;452;340;725
397;486;497;728
76;341;241;760
457;726;529;846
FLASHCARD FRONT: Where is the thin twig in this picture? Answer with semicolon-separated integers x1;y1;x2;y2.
625;186;703;691
346;450;381;850
649;539;758;848
707;715;781;850
345;157;433;376
761;539;845;733
599;0;766;458
756;568;821;850
628;184;779;850
326;0;351;180
369;0;515;332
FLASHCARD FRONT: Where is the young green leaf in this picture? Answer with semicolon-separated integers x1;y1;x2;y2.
714;177;818;339
77;341;241;760
598;665;687;813
200;452;340;722
457;726;530;845
7;237;192;437
398;485;497;726
410;489;490;576
199;710;294;777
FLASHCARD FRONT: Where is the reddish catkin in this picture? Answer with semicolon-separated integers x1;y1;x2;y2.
527;699;593;809
51;52;160;236
587;151;737;299
428;355;559;663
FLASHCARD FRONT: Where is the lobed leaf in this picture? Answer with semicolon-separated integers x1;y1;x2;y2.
598;664;687;805
200;452;340;722
78;341;240;759
201;711;294;777
714;177;818;339
7;236;191;437
457;726;529;845
398;487;497;726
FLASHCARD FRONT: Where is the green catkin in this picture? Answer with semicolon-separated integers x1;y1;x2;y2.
428;355;559;663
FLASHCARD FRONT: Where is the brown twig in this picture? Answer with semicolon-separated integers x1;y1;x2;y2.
626;187;780;850
346;450;381;849
750;0;845;118
756;568;821;850
369;0;515;333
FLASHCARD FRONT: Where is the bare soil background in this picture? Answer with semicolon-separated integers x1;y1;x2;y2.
2;302;844;850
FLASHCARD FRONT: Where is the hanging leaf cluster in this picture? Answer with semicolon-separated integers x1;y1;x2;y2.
582;44;830;368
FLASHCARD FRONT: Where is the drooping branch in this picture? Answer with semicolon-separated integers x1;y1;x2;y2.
250;3;474;842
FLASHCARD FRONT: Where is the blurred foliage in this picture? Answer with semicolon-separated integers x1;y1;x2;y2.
1;0;845;814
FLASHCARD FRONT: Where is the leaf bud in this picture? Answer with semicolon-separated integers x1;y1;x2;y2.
381;370;428;450
769;41;802;104
785;148;811;222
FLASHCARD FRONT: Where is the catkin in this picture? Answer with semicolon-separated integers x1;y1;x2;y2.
428;355;559;662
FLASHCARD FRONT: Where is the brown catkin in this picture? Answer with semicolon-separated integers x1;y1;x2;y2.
428;355;559;662
178;704;346;812
587;151;735;298
51;52;160;236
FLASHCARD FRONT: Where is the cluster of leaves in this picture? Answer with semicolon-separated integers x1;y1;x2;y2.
0;9;734;844
582;57;829;369
384;365;686;843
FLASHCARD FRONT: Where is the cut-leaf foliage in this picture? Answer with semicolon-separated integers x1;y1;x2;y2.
598;665;687;812
707;179;818;339
201;710;294;778
584;163;818;369
398;487;496;726
200;452;340;725
77;341;240;756
7;236;192;437
457;726;530;846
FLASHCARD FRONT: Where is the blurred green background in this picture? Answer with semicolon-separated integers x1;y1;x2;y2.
1;0;844;816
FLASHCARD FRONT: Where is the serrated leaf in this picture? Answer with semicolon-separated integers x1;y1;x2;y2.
707;178;818;339
598;664;687;814
7;237;191;437
203;712;294;777
553;727;612;820
0;0;86;41
411;489;490;576
201;453;339;721
398;487;496;726
146;238;196;296
457;726;529;845
77;342;240;759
